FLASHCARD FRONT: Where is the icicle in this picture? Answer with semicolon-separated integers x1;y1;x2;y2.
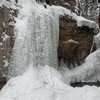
94;33;100;49
90;39;95;53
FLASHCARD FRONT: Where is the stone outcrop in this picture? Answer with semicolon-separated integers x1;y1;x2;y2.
58;15;96;68
0;5;17;88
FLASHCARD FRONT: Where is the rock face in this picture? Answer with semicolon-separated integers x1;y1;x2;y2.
49;0;78;14
51;0;97;68
0;6;17;87
58;15;96;68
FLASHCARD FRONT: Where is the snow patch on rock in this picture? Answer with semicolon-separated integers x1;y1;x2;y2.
51;6;97;28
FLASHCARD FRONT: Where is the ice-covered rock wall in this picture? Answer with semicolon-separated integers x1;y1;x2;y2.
0;0;98;81
0;0;18;77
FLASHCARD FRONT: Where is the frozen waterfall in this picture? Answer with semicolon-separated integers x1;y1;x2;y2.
8;1;58;78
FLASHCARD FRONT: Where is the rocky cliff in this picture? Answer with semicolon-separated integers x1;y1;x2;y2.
0;4;17;88
58;15;96;68
52;0;97;69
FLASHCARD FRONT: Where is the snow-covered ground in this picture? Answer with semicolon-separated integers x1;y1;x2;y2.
1;64;100;100
0;0;100;100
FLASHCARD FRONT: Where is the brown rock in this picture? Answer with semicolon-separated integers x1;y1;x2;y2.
0;6;17;78
58;15;96;69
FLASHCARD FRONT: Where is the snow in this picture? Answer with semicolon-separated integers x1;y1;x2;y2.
51;6;97;28
0;66;72;100
3;59;9;68
1;65;100;100
63;39;78;44
0;0;100;100
59;86;100;100
1;32;10;42
0;42;3;46
0;0;18;10
59;49;100;84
